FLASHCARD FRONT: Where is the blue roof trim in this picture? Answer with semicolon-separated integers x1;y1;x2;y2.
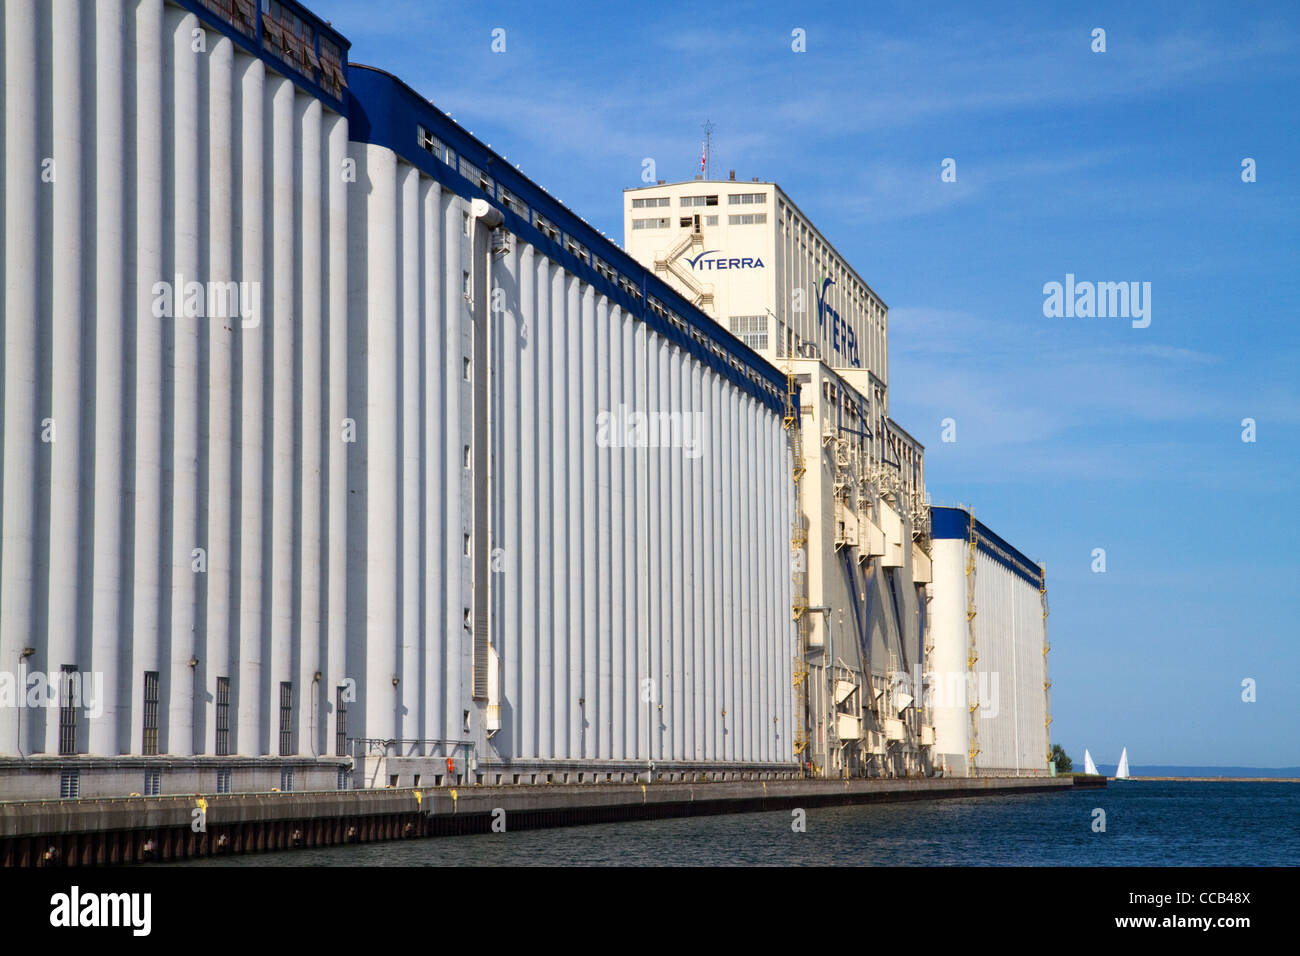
344;64;790;417
174;0;350;115
929;506;1043;588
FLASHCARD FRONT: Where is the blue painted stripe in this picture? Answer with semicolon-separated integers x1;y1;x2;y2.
344;64;791;416
929;506;1043;588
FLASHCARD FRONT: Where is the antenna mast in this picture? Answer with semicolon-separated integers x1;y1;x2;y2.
702;119;715;179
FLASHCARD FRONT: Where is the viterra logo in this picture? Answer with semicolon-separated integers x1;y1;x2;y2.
684;250;765;271
817;276;861;368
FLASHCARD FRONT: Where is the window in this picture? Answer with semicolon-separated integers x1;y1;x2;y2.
464;444;471;469
216;768;232;794
463;608;471;629
631;196;669;208
319;35;346;94
280;768;294;793
462;211;471;236
279;682;294;756
204;0;256;38
463;357;472;380
337;768;349;790
144;769;161;797
215;676;230;756
704;215;718;227
498;184;526;216
335;686;348;757
631;217;670;230
418;125;453;165
680;195;718;207
728;192;767;205
458;156;493;195
142;671;160;756
462;270;471;298
730;316;768;351
564;237;590;264
533;212;560;241
58;665;77;756
728;213;767;226
59;769;79;799
464;533;471;556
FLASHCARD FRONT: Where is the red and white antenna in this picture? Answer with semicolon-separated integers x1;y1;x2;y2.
701;119;715;178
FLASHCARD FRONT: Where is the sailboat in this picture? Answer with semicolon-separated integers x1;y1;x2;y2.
1114;747;1131;781
1083;749;1099;776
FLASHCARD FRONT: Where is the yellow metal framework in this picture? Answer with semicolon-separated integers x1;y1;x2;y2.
965;524;980;774
1040;565;1053;764
786;366;810;764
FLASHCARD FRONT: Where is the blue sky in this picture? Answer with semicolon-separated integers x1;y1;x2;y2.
308;0;1299;767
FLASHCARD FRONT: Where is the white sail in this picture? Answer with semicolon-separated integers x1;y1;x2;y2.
1116;747;1130;779
1084;749;1098;775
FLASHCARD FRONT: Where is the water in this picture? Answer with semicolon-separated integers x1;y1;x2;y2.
172;781;1299;866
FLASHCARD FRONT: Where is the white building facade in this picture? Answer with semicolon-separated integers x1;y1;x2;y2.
626;179;932;778
625;178;889;382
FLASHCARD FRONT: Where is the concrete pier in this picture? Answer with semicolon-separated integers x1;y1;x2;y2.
0;775;1102;866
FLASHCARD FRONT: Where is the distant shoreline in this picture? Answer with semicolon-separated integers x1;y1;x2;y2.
1128;776;1300;783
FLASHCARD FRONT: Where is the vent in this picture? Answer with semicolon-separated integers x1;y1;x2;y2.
59;770;79;799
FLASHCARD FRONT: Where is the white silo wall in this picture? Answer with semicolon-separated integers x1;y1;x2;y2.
2;0;796;793
346;142;797;768
927;510;1050;777
0;0;352;769
926;538;971;775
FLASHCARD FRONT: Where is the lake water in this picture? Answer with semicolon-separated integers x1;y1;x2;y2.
171;781;1299;866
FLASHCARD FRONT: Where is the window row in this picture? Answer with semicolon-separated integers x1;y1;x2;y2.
51;669;350;758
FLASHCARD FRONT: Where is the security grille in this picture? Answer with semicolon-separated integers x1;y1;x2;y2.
144;769;161;797
142;671;160;755
215;676;230;755
216;768;232;794
335;686;348;757
280;768;294;793
59;770;79;799
58;665;77;755
279;682;294;756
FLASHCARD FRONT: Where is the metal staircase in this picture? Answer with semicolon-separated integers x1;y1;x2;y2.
654;226;714;310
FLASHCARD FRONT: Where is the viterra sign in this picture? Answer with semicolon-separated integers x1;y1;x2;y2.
684;250;765;271
818;276;861;368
